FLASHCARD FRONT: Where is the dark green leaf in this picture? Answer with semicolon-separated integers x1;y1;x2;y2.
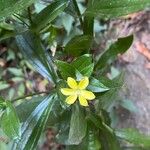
83;0;94;36
115;128;150;147
0;0;36;20
64;35;92;56
95;35;133;70
88;113;120;150
23;96;58;149
0;97;6;110
56;110;71;145
32;0;69;31
0;29;15;41
72;54;94;77
88;77;109;93
56;60;76;79
16;95;46;122
87;126;101;150
1;101;21;139
96;73;124;111
56;54;94;79
16;31;57;84
13;93;57;150
56;104;87;145
85;0;150;19
68;104;87;145
16;94;62;127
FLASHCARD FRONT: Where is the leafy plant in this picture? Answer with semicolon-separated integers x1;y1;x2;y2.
0;0;150;149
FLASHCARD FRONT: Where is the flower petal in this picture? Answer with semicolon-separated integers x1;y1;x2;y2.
65;95;77;104
78;77;89;89
61;88;75;95
79;96;88;106
81;90;95;100
67;77;77;89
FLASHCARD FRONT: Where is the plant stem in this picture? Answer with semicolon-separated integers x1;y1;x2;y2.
12;91;49;102
72;0;84;29
28;7;33;24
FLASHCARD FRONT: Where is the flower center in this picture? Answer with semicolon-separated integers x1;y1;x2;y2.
75;89;82;96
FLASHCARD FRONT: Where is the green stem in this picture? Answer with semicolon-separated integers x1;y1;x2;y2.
72;0;84;29
28;7;33;25
12;91;49;102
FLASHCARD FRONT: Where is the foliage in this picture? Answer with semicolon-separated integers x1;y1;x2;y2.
0;0;150;149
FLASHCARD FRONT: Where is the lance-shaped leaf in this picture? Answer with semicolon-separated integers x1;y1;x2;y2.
0;0;36;20
56;54;94;79
68;104;87;145
115;128;150;148
16;94;62;126
88;113;120;150
1;101;21;140
71;54;94;77
13;93;58;150
87;77;109;93
56;104;87;145
97;73;124;111
56;60;76;79
85;0;150;19
32;0;69;31
64;35;92;57
16;31;57;84
95;35;133;70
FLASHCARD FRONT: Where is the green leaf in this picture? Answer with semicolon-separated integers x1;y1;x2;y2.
0;0;36;20
56;110;71;145
7;68;23;76
16;94;62;127
72;54;94;77
85;0;150;19
0;82;10;91
0;97;6;110
32;0;69;31
83;0;94;36
16;95;45;122
87;126;101;150
56;60;76;79
1;101;21;139
68;104;87;145
96;73;124;111
120;99;138;113
56;54;94;79
56;105;87;145
88;77;109;93
95;35;133;70
88;113;120;150
115;128;150;147
13;93;57;150
16;31;57;84
64;35;92;56
0;29;15;41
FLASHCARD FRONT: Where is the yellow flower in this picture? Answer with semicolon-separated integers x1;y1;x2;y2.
60;77;95;106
